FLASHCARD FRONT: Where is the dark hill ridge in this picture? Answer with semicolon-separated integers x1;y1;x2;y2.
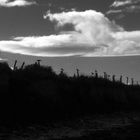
0;61;140;125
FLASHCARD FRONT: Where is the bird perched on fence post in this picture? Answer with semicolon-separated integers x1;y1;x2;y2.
126;77;129;85
107;75;110;80
112;75;116;82
104;72;107;79
76;68;80;77
91;72;94;77
60;68;64;76
36;60;42;66
131;78;134;86
95;70;98;78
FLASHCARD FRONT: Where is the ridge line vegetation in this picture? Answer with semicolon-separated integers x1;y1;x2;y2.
0;60;140;125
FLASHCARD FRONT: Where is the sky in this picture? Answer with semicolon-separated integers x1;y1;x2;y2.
0;0;140;83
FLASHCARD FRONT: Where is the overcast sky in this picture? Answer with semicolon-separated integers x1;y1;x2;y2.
0;0;140;83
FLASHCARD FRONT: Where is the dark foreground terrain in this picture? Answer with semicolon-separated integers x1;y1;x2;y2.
0;112;140;140
0;61;140;139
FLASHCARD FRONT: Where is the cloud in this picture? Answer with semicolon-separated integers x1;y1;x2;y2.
111;0;133;7
125;5;140;12
0;34;101;57
106;9;122;15
108;6;140;14
0;10;140;57
0;0;36;7
107;0;140;18
111;0;140;8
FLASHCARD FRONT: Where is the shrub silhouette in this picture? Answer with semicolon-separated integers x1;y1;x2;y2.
0;62;11;74
0;62;139;125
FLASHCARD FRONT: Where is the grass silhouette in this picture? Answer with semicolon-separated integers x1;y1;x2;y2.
0;61;140;126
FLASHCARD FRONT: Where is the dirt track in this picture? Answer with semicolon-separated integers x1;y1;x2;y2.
1;112;140;140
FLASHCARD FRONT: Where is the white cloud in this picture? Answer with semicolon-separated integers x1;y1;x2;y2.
0;0;36;7
107;5;140;16
0;10;140;57
44;10;123;45
111;0;132;7
107;0;140;18
106;9;122;15
108;0;140;16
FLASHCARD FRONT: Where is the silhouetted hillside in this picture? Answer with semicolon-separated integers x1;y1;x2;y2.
0;61;140;126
